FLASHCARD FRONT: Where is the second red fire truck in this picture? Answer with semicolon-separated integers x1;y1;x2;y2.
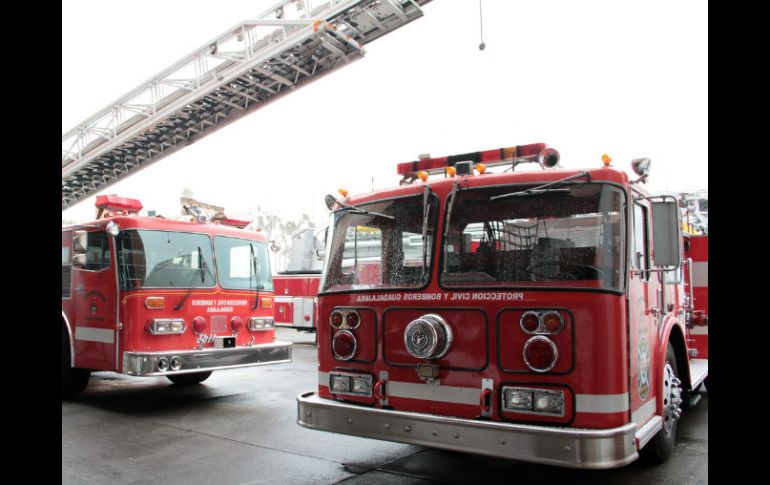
62;196;291;396
297;143;708;468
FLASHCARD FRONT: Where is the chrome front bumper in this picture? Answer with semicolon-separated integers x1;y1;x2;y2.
123;341;292;376
297;392;638;469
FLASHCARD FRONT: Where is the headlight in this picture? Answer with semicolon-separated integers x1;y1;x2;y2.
146;319;186;335
249;317;274;331
329;372;372;397
502;386;565;416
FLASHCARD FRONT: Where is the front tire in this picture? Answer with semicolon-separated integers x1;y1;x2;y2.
647;342;683;462
167;371;213;385
62;325;90;398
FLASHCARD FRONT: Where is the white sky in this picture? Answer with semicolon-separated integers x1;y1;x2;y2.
62;0;707;224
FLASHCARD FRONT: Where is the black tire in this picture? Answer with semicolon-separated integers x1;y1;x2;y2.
62;324;90;398
166;371;213;385
646;342;682;463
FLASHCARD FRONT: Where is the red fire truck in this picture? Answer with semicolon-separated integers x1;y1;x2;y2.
62;195;292;396
273;228;323;332
297;143;708;468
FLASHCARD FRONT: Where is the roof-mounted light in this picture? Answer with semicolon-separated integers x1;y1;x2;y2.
396;143;554;181
95;195;143;219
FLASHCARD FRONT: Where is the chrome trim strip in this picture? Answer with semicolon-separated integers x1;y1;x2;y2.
75;326;115;344
575;393;630;414
635;415;662;450
297;392;639;469
62;311;76;367
388;380;480;405
689;358;708;388
122;340;292;376
321;374;632;414
631;399;656;425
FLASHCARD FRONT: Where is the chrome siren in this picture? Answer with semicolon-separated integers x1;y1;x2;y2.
403;314;453;360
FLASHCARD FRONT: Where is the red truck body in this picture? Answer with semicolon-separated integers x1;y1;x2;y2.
62;198;291;395
297;144;708;468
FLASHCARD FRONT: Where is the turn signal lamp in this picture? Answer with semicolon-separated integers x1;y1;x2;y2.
145;297;165;309
417;171;429;182
602;154;612;167
543;312;564;333
260;297;274;309
475;163;487;174
446;166;456;177
338;188;349;197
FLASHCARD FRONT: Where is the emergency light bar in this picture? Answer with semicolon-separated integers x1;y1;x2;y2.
95;195;143;218
397;143;556;179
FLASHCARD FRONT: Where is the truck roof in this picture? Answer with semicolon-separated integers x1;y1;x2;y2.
346;166;632;206
62;215;268;241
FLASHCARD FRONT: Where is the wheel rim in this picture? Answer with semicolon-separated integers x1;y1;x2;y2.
661;362;683;433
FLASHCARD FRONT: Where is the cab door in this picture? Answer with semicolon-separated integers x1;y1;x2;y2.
71;229;118;371
627;199;659;426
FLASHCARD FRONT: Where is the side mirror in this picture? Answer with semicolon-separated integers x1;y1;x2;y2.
73;230;89;254
651;200;681;268
324;194;337;211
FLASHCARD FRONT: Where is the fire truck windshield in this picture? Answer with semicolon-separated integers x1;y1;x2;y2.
321;194;438;292
441;183;625;292
116;230;218;290
215;236;273;292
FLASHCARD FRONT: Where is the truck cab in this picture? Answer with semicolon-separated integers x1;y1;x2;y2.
297;143;708;468
62;196;292;396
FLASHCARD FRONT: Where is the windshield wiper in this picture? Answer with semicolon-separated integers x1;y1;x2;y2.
250;243;263;310
489;171;592;202
442;180;460;274
336;201;395;221
175;247;208;310
421;185;431;280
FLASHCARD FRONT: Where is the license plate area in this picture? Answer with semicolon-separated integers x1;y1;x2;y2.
213;336;236;349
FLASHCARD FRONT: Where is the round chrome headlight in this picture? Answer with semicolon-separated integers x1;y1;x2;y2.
403;314;452;360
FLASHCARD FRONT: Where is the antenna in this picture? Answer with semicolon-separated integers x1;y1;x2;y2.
478;0;486;50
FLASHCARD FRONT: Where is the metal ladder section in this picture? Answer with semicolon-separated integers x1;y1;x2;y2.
62;0;432;209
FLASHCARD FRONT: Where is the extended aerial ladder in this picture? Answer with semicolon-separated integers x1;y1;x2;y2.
62;0;432;209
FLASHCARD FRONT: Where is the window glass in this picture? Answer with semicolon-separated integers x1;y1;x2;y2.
215;236;273;291
441;183;625;291
322;194;437;292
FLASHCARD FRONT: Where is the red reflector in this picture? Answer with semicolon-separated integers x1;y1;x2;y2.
192;316;207;334
230;316;243;333
524;337;557;372
521;313;540;333
332;330;357;360
330;311;343;327
345;311;360;328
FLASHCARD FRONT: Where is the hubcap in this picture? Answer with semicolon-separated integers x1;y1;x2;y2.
661;362;683;433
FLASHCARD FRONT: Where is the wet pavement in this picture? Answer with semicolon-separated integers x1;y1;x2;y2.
62;328;708;484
